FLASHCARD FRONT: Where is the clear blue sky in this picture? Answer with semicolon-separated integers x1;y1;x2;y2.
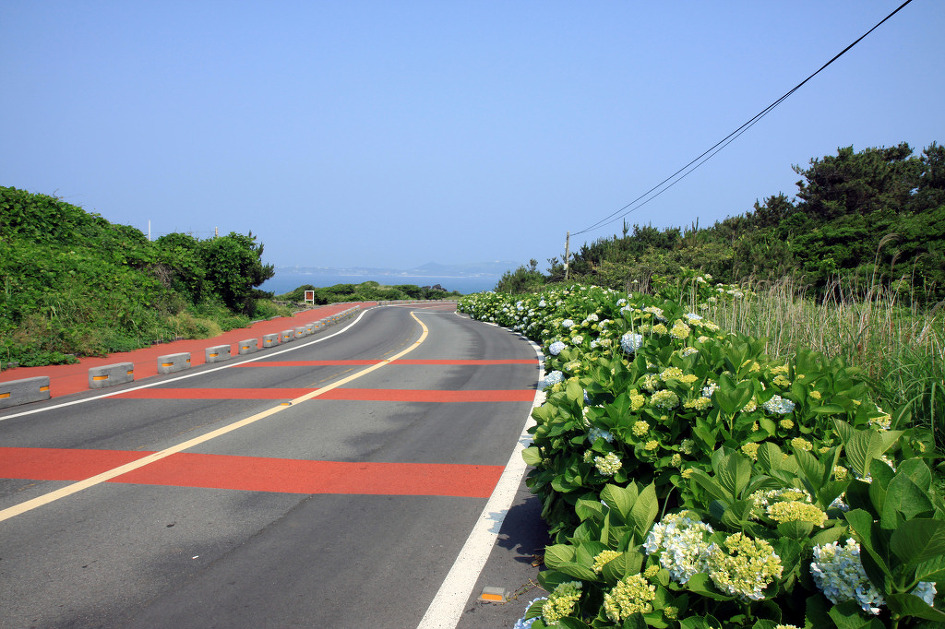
2;1;942;271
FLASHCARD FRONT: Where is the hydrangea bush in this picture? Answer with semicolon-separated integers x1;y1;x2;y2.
459;282;944;628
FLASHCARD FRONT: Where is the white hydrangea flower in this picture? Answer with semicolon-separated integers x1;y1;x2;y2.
594;452;622;476
706;533;782;601
644;512;714;585
587;426;615;444
643;306;667;321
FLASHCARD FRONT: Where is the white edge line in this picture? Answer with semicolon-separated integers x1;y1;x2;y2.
416;330;545;629
0;306;378;422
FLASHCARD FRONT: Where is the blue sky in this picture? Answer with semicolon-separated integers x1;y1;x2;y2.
2;1;942;271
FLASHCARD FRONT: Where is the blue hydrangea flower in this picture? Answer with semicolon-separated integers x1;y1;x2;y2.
810;539;885;615
548;341;566;356
763;395;795;414
540;370;564;390
620;332;644;355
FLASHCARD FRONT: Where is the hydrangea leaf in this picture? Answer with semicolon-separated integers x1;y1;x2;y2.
601;550;644;583
881;474;934;530
777;519;815;539
679;615;723;629
716;451;751;500
885;592;945;622
628;482;658;539
756;442;785;473
896;457;933;492
600;483;639;522
889;518;945;567
689;469;730;504
827;600;884;629
522;446;542;466
810;523;848;548
843;428;902;478
684;573;734;602
810;404;846;415
575;498;605;523
543;544;576;569
844;509;892;578
913;554;945;584
793;448;826;495
719;499;752;529
554;561;599;582
565;379;583;404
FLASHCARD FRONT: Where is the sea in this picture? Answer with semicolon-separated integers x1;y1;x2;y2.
259;272;499;296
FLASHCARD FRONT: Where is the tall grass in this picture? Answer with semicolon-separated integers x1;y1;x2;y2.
690;275;945;449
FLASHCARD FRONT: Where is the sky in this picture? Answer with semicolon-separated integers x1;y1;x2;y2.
2;1;943;271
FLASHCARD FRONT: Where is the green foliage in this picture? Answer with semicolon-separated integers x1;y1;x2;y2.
535;143;944;307
0;187;281;367
460;283;944;628
496;259;548;294
201;231;274;315
277;280;459;304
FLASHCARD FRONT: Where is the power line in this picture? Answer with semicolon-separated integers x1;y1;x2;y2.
571;0;914;238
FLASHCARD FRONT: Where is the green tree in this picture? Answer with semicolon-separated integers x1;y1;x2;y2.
793;143;921;222
495;259;546;293
200;232;275;315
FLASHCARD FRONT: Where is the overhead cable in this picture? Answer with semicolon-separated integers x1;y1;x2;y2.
571;0;914;237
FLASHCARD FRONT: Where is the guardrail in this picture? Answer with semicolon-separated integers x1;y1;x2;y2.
0;305;365;408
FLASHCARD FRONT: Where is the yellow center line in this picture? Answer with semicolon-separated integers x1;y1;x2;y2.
0;312;429;523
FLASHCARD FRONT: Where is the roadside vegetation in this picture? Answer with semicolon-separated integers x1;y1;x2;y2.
469;142;944;627
0;186;287;368
494;141;944;456
461;281;944;627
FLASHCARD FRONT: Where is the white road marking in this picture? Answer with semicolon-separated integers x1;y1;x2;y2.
416;331;544;629
0;311;430;522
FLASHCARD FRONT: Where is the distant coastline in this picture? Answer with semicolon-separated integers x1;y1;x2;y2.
260;261;518;296
260;271;499;295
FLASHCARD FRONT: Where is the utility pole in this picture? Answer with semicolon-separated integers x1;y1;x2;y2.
564;231;570;281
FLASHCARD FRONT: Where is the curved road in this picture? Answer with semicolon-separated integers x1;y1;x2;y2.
0;304;540;628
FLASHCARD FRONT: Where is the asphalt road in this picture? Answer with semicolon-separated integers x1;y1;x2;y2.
0;304;542;628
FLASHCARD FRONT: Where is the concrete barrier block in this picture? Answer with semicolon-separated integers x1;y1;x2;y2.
205;345;232;363
0;376;51;409
157;352;191;374
238;338;259;355
281;329;295;343
89;363;134;389
294;326;306;338
305;323;315;334
262;333;280;348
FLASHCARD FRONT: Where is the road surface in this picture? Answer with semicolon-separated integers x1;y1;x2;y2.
0;304;541;628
